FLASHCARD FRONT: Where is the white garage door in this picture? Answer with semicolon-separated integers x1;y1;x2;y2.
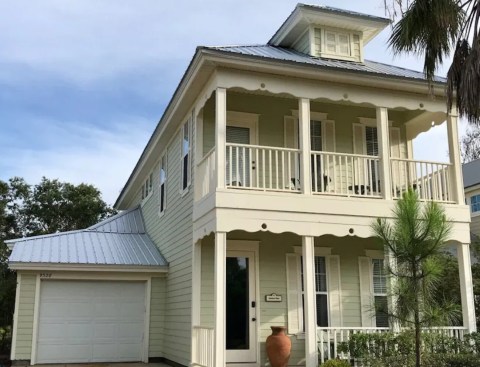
36;280;146;363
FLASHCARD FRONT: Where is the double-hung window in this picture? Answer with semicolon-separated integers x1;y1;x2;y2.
325;31;350;56
471;195;480;213
159;154;167;214
141;172;153;200
372;259;388;327
300;256;329;328
181;119;191;192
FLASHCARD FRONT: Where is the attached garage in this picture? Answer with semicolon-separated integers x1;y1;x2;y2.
37;280;146;363
7;207;168;365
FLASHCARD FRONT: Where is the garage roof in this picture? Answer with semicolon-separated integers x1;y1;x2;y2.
463;158;480;189
7;207;168;271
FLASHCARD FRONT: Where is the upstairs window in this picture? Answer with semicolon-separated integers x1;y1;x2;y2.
141;172;153;201
159;154;167;214
471;195;480;213
314;28;362;62
325;31;350;56
181;118;191;192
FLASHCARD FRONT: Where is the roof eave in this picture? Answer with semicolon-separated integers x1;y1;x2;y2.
201;48;447;93
9;262;169;273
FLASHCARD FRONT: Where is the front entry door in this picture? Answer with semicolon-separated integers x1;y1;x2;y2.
226;119;257;188
226;250;257;363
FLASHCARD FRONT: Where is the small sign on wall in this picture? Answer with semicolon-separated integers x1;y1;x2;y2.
265;293;282;302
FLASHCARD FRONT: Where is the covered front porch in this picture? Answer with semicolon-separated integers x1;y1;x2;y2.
190;231;474;367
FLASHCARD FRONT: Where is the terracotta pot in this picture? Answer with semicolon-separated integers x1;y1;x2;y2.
266;326;291;367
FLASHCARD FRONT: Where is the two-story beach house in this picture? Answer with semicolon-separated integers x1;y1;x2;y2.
6;4;475;367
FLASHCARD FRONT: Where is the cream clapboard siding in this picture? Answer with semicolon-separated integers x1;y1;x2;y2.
149;277;167;358
292;30;311;55
200;238;215;327
141;119;195;366
472;215;480;238
199;231;381;365
13;273;36;360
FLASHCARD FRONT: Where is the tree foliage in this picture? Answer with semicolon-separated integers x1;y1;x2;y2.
372;190;460;367
461;124;480;163
385;0;480;125
0;177;116;352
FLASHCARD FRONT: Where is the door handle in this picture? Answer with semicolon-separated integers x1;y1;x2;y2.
252;318;256;322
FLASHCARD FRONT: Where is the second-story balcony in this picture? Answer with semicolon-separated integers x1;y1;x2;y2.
192;86;467;236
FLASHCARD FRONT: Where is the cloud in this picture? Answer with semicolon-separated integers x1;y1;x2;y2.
0;117;152;205
0;0;419;85
0;0;467;206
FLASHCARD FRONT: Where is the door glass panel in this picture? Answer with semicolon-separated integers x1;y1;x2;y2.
226;256;249;350
226;126;251;187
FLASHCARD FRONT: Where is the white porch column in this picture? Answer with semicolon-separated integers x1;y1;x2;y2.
299;98;312;195
214;232;227;366
447;110;464;204
191;240;202;363
216;88;227;189
302;236;317;367
457;242;476;333
376;107;392;200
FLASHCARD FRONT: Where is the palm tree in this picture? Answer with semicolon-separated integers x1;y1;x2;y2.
386;0;480;125
372;190;460;367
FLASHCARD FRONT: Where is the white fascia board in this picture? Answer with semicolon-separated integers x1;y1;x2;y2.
8;262;168;273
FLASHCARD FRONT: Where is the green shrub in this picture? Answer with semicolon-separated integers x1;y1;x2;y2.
319;359;351;367
443;354;480;367
0;326;11;356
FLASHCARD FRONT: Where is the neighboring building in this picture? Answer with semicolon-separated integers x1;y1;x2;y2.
7;4;475;367
463;159;480;242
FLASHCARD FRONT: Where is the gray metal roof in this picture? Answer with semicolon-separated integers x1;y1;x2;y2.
205;45;446;83
7;207;167;269
463;159;480;189
296;4;391;23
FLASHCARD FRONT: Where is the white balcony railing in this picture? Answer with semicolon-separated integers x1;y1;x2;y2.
391;158;453;202
225;143;301;192
311;151;381;197
192;325;214;367
317;326;467;364
195;148;216;201
194;146;456;204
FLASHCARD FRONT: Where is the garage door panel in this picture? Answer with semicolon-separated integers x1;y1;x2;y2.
37;280;146;363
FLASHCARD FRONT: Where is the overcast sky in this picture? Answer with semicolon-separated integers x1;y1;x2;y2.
0;1;466;205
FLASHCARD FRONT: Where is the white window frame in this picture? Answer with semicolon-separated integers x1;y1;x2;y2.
294;247;331;332
180;117;192;194
158;154;167;216
372;258;388;327
471;194;480;215
141;172;154;204
366;250;389;328
315;27;362;61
